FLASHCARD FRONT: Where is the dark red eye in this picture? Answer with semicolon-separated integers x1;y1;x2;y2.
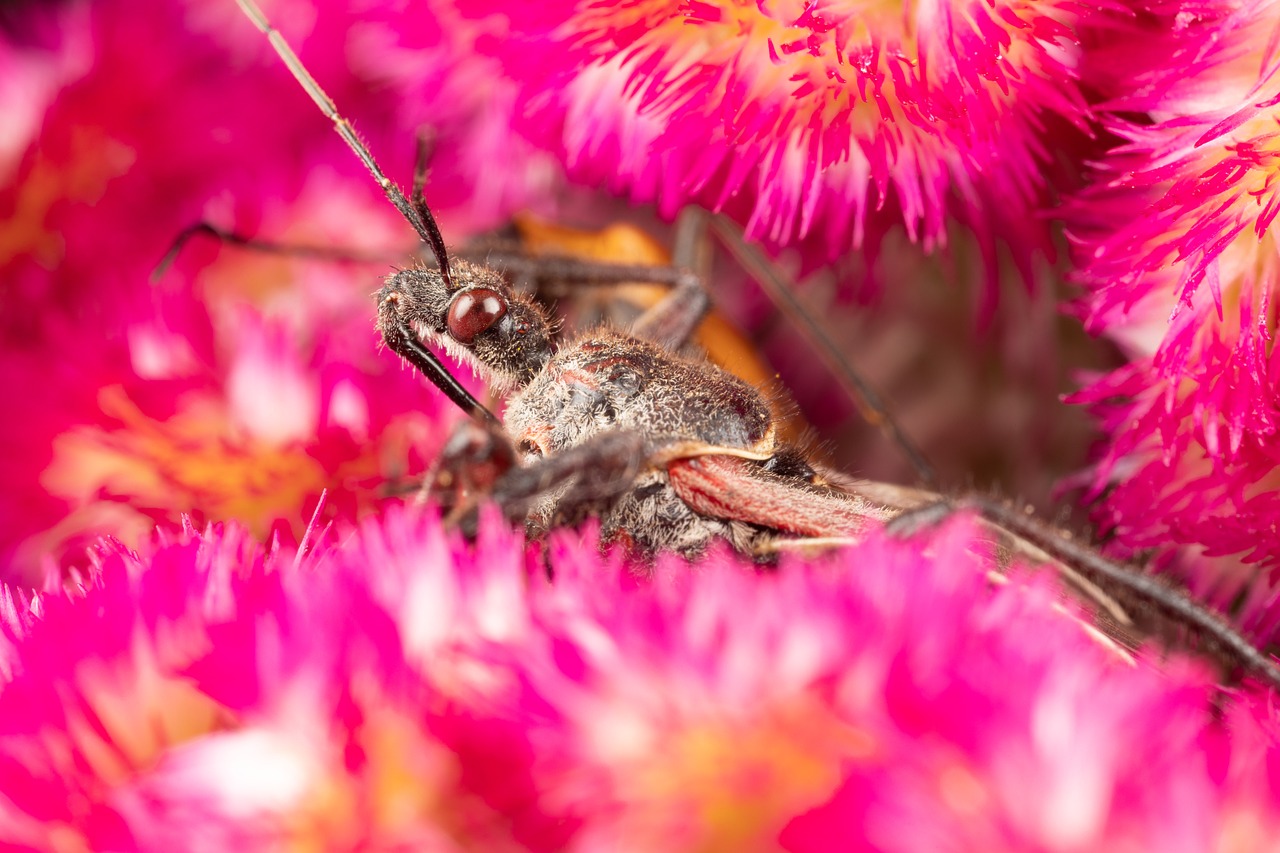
446;288;507;344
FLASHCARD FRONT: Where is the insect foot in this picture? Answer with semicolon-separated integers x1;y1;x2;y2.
426;418;518;529
442;430;655;545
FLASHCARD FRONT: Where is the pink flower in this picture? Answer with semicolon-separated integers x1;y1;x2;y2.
5;2;1280;846
466;0;1096;276
0;517;564;851
533;524;1280;852
0;280;454;587
0;0;559;343
1068;0;1280;622
2;511;1278;850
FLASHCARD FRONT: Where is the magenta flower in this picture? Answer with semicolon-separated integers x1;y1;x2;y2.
0;517;555;851
2;511;1279;850
0;0;561;341
466;0;1095;276
0;279;465;588
1068;0;1280;623
5;0;1280;846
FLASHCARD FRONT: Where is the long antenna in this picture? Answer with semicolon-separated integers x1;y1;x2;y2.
235;0;504;427
233;0;453;288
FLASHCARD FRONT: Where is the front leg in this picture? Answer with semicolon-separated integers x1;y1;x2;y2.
492;431;651;530
424;418;518;523
431;427;652;538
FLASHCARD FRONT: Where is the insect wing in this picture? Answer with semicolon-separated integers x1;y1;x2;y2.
666;455;892;538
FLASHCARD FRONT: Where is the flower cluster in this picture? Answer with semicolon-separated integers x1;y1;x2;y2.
471;0;1095;281
5;0;1280;846
4;511;1279;850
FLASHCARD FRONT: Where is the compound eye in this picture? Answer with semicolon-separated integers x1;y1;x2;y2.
446;288;508;344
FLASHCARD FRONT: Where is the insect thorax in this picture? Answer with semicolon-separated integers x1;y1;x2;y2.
505;329;776;459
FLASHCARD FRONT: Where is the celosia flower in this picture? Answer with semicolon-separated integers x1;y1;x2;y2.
467;0;1095;275
2;510;1279;850
1068;0;1280;625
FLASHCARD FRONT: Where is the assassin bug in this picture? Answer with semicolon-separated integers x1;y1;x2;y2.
229;0;1280;690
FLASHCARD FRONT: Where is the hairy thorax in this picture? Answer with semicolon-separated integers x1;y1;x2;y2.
505;329;775;456
504;329;779;554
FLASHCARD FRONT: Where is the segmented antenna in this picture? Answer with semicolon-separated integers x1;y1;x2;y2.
233;0;454;288
235;0;503;427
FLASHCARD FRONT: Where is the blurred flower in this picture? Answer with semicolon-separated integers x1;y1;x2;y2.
1068;0;1280;624
0;281;453;588
0;516;565;851
2;511;1279;850
0;0;561;345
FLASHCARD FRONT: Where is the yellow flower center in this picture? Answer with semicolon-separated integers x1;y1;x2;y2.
40;384;361;543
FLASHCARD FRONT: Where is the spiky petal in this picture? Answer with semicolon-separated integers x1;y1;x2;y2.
1068;0;1280;625
2;511;1279;849
471;0;1095;272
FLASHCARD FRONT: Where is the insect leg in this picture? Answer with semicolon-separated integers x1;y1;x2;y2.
441;430;650;536
620;208;724;350
706;214;937;489
457;211;716;351
671;207;715;276
157;126;444;282
446;242;711;350
887;496;1280;691
152;221;401;281
425;417;518;513
493;431;650;524
627;274;708;350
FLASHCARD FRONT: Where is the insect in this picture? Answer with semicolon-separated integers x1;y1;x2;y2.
230;0;1280;691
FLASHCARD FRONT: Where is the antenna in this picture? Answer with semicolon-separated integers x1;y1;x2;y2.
233;0;454;288
233;0;504;426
